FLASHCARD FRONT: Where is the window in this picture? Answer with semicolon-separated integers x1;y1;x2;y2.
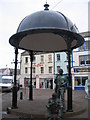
85;41;90;51
48;55;52;63
57;54;60;61
49;66;52;73
85;41;88;50
75;76;88;86
57;66;60;73
79;44;84;51
41;55;44;63
33;67;35;73
41;67;44;73
75;77;81;86
25;67;28;74
80;56;85;65
82;77;88;86
86;56;90;65
79;40;90;51
88;41;90;50
25;57;28;63
33;56;36;62
79;55;90;66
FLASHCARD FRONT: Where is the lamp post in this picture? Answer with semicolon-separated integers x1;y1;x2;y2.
9;3;84;110
12;47;18;108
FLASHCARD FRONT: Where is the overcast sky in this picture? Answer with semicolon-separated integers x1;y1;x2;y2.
0;0;89;69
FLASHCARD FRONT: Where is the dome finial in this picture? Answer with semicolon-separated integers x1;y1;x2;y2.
44;1;49;10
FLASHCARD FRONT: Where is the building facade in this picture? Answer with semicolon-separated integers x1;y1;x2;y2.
20;51;68;89
71;2;90;90
20;51;54;89
72;37;90;90
54;52;68;75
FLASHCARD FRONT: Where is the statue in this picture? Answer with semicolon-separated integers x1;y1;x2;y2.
46;93;62;120
85;79;90;99
54;69;67;113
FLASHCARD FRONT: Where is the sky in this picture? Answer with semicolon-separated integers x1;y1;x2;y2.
0;0;89;69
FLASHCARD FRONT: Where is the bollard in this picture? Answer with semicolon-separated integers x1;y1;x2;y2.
7;107;11;114
20;91;23;100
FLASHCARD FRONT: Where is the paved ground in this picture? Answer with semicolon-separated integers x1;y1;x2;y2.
1;88;89;120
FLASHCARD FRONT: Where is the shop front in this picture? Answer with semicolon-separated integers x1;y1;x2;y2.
74;75;88;90
23;74;54;89
24;77;36;88
73;67;90;90
37;74;54;89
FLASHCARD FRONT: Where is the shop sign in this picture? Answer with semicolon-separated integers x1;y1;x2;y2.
36;75;39;78
33;63;43;67
74;68;90;72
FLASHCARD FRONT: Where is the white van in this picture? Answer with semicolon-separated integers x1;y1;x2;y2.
0;75;13;92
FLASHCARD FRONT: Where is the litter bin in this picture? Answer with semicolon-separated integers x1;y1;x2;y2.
20;91;23;100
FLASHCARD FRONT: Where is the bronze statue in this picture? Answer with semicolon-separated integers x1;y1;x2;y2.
46;93;62;120
46;69;67;119
54;69;67;113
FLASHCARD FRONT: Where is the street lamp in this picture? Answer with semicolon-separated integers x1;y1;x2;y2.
12;48;18;108
9;3;84;111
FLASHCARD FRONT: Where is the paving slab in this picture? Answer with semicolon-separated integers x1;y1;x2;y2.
2;88;89;119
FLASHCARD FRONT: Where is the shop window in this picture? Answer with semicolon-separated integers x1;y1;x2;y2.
75;77;81;86
57;54;60;61
48;54;52;63
86;56;90;65
82;77;88;86
75;76;88;86
24;78;29;87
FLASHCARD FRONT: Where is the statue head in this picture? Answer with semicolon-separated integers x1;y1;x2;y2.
52;93;57;99
59;69;63;75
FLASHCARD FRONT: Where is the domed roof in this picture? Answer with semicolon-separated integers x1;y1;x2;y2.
9;4;84;52
17;10;77;33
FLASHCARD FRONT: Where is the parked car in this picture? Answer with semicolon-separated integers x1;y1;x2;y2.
0;75;13;92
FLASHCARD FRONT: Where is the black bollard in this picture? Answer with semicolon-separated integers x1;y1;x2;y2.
7;107;11;114
20;91;23;100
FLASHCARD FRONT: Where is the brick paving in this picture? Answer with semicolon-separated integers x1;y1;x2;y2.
2;88;89;119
